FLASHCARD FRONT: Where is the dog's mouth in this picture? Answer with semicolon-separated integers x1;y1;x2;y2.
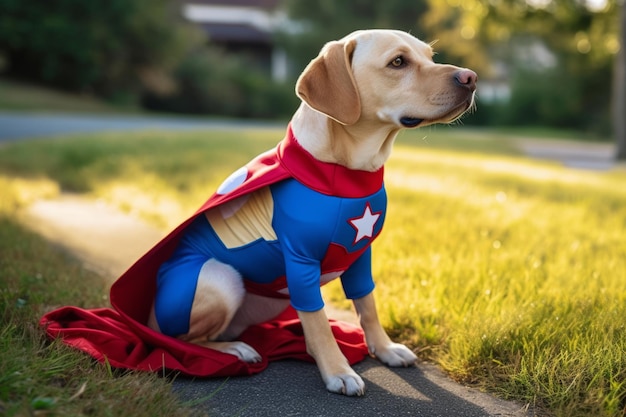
400;117;424;128
401;95;475;129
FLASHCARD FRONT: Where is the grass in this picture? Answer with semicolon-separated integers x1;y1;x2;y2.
373;142;626;416
0;177;205;416
0;77;138;113
0;126;625;416
0;129;283;229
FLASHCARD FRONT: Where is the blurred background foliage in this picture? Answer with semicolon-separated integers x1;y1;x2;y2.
0;0;200;104
0;0;622;136
281;0;621;136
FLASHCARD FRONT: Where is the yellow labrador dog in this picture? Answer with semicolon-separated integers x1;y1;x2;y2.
148;29;476;396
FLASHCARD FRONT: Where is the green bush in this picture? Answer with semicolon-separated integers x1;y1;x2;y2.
469;65;612;136
141;47;299;119
0;0;201;99
502;68;583;128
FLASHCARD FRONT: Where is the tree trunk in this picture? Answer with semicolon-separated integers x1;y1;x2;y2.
615;3;626;160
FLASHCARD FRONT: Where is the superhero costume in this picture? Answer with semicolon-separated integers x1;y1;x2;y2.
40;124;384;377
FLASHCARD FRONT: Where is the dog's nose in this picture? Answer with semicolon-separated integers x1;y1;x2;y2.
454;69;477;92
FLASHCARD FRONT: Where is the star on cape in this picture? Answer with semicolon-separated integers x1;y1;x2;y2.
349;203;381;245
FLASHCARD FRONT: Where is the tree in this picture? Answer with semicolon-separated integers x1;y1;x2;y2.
390;0;620;133
419;0;494;76
0;0;202;100
467;0;620;133
278;0;430;74
279;0;620;134
615;2;626;159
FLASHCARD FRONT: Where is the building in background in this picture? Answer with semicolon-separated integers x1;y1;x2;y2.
182;0;290;82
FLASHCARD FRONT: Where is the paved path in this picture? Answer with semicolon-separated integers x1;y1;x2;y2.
516;137;616;170
174;357;521;417
21;196;531;417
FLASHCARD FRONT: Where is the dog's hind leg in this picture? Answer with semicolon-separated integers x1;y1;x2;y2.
149;258;261;363
219;292;291;341
184;259;263;362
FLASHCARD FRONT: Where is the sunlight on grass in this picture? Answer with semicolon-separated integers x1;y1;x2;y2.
1;127;625;416
0;128;284;228
96;178;187;230
0;176;60;214
0;183;202;417
327;142;626;416
384;147;625;416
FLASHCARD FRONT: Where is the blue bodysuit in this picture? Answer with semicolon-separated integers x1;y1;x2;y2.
153;130;387;337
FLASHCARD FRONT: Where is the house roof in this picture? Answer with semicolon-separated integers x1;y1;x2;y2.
199;22;273;44
182;0;282;45
184;0;281;10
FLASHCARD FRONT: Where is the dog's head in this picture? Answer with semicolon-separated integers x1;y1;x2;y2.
296;29;477;128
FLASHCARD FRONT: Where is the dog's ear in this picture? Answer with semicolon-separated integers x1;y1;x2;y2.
296;39;360;125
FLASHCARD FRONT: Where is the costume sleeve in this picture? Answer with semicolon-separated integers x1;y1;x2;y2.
271;180;341;312
281;244;325;311
340;247;375;300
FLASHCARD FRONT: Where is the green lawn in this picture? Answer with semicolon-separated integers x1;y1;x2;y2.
0;177;204;416
0;78;138;113
1;127;625;416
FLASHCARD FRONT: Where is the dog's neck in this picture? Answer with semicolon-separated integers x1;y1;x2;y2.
291;104;401;172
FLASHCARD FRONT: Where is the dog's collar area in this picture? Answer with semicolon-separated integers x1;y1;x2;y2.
400;117;423;128
278;124;384;198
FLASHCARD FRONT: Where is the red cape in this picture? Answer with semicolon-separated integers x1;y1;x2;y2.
40;126;372;377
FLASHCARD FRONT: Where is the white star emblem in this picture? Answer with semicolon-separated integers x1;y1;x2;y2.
349;203;381;245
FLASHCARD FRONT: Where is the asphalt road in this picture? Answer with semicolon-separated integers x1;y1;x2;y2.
173;359;524;417
5;111;538;417
0;111;282;142
0;111;616;172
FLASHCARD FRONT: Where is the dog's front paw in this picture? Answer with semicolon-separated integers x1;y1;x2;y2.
324;371;366;396
371;342;417;368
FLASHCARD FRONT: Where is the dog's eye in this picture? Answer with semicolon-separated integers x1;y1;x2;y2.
389;56;406;68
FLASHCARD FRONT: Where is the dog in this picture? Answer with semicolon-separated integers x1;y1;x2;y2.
147;29;476;396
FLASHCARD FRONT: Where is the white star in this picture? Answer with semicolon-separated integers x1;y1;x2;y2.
349;203;381;245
